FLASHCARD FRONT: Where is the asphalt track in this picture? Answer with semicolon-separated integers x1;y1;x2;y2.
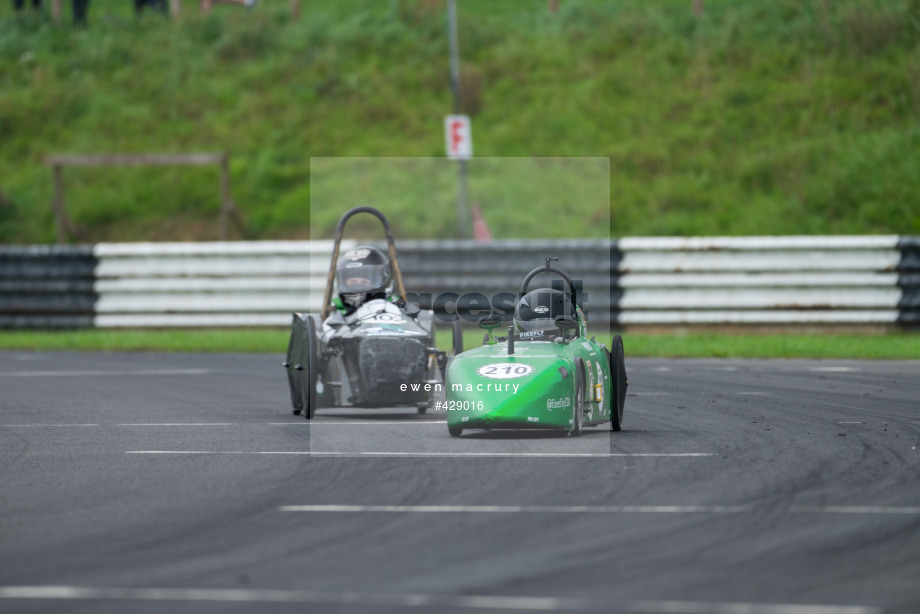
1;351;918;614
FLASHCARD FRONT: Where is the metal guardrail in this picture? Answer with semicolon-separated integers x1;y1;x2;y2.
92;241;353;328
614;236;916;326
0;237;917;329
0;246;97;328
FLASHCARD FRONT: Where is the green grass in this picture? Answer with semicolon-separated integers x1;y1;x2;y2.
1;328;917;359
1;0;918;243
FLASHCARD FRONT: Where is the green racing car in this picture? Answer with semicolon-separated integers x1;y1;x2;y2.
445;258;627;437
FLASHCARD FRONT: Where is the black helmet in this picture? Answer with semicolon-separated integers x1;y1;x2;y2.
336;246;391;296
514;288;574;334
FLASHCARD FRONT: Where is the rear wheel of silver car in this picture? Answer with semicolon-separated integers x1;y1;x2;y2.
571;359;585;436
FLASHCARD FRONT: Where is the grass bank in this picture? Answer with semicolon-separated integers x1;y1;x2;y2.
1;0;918;243
1;329;917;360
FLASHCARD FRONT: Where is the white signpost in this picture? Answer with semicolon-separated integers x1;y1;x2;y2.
445;115;473;160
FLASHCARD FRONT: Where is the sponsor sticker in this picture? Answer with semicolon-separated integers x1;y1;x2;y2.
546;397;571;410
476;363;535;379
518;330;545;339
534;306;549;314
344;248;370;261
364;313;404;323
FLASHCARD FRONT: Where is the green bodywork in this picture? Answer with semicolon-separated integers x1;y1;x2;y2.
445;308;614;433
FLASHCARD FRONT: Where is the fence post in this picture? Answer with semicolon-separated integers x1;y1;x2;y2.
291;0;301;20
51;0;62;23
44;153;244;243
171;0;181;17
51;165;66;244
50;165;80;244
219;156;230;240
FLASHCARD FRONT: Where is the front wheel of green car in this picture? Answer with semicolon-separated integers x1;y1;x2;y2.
610;334;627;431
448;426;463;437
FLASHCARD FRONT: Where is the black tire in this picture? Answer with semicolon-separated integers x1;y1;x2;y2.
417;403;428;415
285;315;305;415
448;426;463;437
302;317;319;420
571;359;585;436
610;334;627;431
452;318;464;355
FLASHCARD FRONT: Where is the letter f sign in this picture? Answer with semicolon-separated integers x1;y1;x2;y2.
445;115;472;159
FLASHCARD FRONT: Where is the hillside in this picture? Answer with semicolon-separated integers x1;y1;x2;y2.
0;0;918;243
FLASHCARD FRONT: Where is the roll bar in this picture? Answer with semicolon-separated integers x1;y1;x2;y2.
320;206;408;319
519;256;578;308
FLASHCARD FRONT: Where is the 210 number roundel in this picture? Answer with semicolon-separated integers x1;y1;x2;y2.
476;363;535;379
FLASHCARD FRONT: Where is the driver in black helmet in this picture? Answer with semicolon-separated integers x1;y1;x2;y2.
513;288;575;340
334;246;392;314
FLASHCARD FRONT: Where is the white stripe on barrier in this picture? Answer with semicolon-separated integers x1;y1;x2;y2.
618;250;900;273
94;278;323;293
95;295;309;313
618;310;900;325
619;288;902;310
94;313;293;328
619;273;899;288
618;236;899;251
95;258;329;279
93;240;352;256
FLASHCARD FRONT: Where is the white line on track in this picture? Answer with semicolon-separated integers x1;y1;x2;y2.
278;504;920;515
0;587;881;614
115;423;239;426
628;392;772;396
789;505;920;515
305;421;448;425
0;586;582;610
628;600;880;614
836;422;864;425
311;452;716;458
3;422;445;427
808;367;859;373
125;451;716;458
0;369;212;378
280;505;752;513
3;424;100;427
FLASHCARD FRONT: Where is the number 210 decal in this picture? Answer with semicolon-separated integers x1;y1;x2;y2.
476;363;535;379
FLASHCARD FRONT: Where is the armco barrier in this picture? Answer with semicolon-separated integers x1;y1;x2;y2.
0;237;917;329
614;236;911;326
0;245;97;328
92;241;353;328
